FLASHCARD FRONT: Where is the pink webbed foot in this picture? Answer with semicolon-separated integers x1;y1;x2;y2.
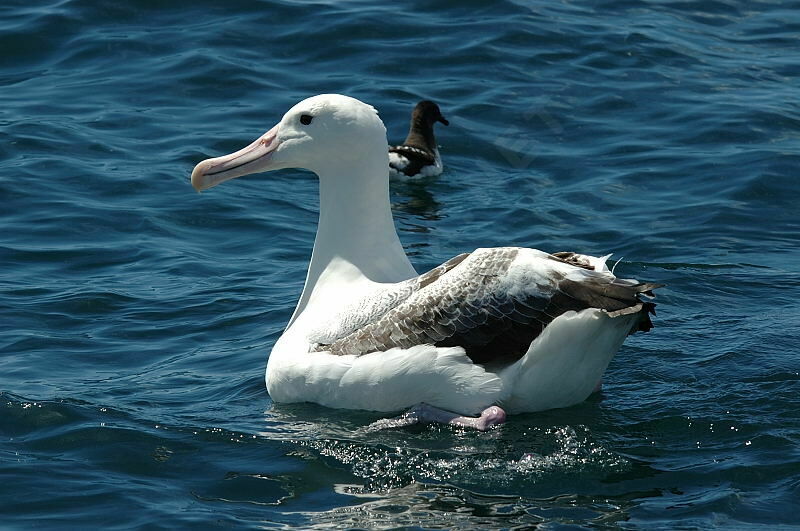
367;403;506;432
471;406;506;431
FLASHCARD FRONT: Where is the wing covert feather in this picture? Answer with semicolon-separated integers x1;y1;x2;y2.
312;248;660;365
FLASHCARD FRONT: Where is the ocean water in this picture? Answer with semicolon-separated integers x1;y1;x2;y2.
2;0;799;528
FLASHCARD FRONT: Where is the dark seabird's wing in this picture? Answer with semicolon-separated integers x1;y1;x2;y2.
388;145;437;176
312;248;660;365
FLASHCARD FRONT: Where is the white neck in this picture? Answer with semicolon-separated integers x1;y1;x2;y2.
287;156;417;329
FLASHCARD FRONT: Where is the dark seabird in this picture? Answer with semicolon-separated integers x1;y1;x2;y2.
389;100;449;178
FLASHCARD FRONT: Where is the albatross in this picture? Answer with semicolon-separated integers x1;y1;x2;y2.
191;94;662;431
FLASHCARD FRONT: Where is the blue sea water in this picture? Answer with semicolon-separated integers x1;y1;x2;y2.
2;0;799;527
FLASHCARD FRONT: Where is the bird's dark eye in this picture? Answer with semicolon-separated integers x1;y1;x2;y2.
300;114;313;125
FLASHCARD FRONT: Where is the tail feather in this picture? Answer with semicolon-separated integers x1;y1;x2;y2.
558;277;663;335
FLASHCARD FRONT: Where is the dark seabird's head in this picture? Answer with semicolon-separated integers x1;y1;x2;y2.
398;100;449;153
413;100;449;127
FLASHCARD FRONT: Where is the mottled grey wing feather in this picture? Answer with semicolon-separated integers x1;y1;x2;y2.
314;249;660;366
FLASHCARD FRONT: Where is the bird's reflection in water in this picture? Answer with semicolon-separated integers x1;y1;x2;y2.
391;179;442;222
390;178;444;260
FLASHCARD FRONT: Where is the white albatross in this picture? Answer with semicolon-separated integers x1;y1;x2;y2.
190;94;662;430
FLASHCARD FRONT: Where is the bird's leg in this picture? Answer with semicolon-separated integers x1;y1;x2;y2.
368;403;506;431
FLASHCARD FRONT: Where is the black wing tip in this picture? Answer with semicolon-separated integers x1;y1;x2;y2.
632;300;657;333
624;289;660;334
627;280;662;334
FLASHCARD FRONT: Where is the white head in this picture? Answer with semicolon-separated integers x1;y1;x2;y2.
191;94;388;191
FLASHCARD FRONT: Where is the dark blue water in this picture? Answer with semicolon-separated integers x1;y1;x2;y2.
2;0;799;527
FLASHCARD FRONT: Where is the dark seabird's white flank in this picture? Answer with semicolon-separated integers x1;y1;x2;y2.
388;100;449;178
190;94;662;429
